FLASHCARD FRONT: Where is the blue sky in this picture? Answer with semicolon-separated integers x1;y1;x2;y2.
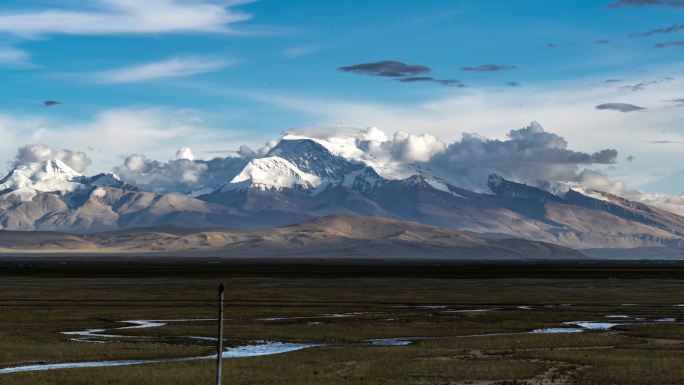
0;0;683;197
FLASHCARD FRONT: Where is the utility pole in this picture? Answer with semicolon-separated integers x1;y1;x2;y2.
216;282;225;385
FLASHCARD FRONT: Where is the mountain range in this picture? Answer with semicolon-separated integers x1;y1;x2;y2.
1;133;683;258
0;215;583;259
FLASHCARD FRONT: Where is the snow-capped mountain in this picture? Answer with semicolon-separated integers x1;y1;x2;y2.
0;159;85;201
0;159;245;232
1;135;684;257
224;156;322;191
197;133;684;252
0;159;138;202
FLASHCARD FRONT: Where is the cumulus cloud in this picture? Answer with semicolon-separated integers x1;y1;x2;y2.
574;169;626;195
427;121;617;186
338;61;431;77
175;147;195;161
461;64;517;72
359;131;446;163
293;122;619;197
595;103;645;112
114;141;277;193
390;132;446;162
12;144;92;172
0;0;252;37
285;123;617;191
115;152;242;193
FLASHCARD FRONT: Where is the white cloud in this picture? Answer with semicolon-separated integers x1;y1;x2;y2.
0;46;30;65
636;193;684;216
114;146;264;193
94;56;232;83
0;107;250;174
0;0;252;37
176;146;195;161
13;144;92;172
359;130;446;163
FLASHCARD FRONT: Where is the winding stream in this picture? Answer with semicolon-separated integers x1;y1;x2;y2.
0;318;320;375
0;308;679;375
0;342;319;374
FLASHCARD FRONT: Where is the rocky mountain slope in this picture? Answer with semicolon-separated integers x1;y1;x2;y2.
0;215;585;259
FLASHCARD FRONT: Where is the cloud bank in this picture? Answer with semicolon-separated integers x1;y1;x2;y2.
13;144;92;172
113;141;275;193
0;0;252;37
428;121;617;186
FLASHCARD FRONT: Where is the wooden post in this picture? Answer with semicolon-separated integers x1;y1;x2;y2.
216;282;225;385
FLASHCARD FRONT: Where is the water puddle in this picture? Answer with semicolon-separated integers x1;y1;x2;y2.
4;307;679;375
443;308;498;313
530;328;584;334
565;321;619;330
62;319;216;343
531;316;679;334
368;338;412;346
257;312;366;321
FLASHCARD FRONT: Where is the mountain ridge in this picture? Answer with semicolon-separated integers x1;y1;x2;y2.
0;133;682;258
0;214;586;260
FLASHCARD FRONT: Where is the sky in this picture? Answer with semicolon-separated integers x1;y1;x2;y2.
0;0;683;198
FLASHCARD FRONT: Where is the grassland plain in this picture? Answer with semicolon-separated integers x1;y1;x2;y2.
1;259;684;384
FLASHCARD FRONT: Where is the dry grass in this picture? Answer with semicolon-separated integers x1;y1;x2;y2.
0;275;683;384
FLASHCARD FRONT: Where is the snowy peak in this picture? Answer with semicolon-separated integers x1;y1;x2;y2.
0;161;139;202
84;173;138;191
266;137;364;181
341;166;385;192
226;156;322;191
222;136;369;192
0;159;84;200
280;133;372;164
487;174;562;202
